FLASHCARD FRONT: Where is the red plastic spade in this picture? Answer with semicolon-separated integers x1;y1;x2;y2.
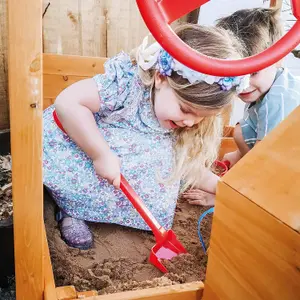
120;174;187;273
214;160;230;176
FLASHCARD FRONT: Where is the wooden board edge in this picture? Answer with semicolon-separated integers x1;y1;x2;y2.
72;282;204;300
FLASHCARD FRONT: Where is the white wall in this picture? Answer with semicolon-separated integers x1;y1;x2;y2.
198;0;300;125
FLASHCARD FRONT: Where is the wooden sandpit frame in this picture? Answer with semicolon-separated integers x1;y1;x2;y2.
8;1;300;300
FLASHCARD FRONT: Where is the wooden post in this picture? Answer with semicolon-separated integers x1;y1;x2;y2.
8;0;44;299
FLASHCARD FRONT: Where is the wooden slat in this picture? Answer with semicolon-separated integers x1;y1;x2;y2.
79;0;107;57
106;0;150;57
203;182;300;300
223;107;300;232
43;53;107;109
43;54;107;77
8;0;44;299
56;286;77;300
44;98;56;109
219;137;237;160
44;226;57;300
43;73;88;103
43;0;81;55
43;0;107;57
75;291;98;298
77;282;203;300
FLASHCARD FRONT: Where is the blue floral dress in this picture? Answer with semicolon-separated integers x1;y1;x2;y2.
43;52;180;231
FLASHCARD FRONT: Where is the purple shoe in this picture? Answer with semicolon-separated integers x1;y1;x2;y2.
56;210;93;250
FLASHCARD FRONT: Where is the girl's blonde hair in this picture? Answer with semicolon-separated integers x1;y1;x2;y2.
216;8;283;56
132;24;244;190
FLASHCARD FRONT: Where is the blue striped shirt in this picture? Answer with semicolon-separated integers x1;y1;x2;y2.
240;68;300;148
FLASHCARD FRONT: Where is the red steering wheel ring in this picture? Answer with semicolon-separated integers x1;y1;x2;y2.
137;0;300;76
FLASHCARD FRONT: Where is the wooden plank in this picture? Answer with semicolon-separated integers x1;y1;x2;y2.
44;98;56;109
43;73;88;103
0;0;9;129
43;0;107;57
106;0;150;57
56;286;77;300
76;291;98;298
43;0;81;55
105;0;187;57
44;226;57;300
79;0;107;57
203;182;300;300
8;0;44;299
43;54;106;76
223;126;234;137
219;137;237;160
223;107;300;232
77;282;203;300
43;53;107;109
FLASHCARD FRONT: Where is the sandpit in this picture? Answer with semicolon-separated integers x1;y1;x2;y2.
44;190;213;295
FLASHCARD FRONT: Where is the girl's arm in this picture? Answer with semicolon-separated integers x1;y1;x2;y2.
194;168;220;194
55;78;121;187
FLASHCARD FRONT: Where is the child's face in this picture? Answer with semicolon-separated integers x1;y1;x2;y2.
238;65;277;103
153;73;220;130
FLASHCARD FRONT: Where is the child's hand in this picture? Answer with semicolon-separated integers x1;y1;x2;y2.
222;150;242;168
182;189;215;206
93;151;121;188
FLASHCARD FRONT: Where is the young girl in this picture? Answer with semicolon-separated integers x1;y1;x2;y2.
43;24;249;249
183;8;300;206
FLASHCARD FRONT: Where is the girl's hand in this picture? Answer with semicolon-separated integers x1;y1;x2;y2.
182;189;216;206
93;151;121;188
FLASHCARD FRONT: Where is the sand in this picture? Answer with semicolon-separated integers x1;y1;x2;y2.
44;190;213;295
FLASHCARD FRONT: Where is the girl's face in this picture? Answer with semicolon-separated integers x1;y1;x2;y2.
238;65;277;103
153;73;221;130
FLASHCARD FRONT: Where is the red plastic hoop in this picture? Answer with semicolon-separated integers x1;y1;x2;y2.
137;0;300;76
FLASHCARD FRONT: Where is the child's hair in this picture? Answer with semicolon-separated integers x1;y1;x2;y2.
132;24;244;190
216;8;283;56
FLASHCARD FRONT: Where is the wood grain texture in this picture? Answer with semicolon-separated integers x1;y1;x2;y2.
43;53;107;109
223;107;300;232
203;182;300;300
8;0;44;299
56;286;77;300
219;137;237;160
77;282;203;300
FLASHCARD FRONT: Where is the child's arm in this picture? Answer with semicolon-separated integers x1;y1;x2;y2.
55;78;121;187
222;149;242;167
194;168;220;195
182;168;219;206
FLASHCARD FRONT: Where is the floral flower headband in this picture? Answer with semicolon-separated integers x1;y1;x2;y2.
137;37;250;93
